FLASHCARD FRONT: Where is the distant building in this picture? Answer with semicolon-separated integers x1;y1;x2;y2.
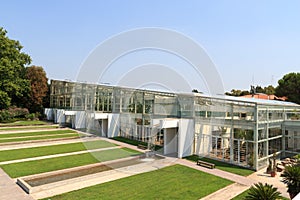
241;93;287;101
46;80;300;170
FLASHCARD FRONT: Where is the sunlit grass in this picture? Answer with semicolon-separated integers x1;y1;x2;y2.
1;148;141;178
0;140;117;162
43;164;233;200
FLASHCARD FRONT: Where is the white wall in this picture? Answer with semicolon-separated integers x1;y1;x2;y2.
107;114;120;138
44;108;53;121
56;109;65;124
178;118;195;158
75;111;86;129
164;128;178;155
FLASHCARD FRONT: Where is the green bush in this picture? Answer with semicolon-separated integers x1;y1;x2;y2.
25;113;35;120
0;107;30;122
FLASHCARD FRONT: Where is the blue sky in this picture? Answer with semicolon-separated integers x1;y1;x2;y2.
1;0;300;92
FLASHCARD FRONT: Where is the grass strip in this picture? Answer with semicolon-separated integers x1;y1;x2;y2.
0;125;58;131
42;164;233;200
112;136;162;151
0;129;76;138
0;133;79;143
0;140;117;162
0;120;48;127
185;155;254;176
1;148;141;178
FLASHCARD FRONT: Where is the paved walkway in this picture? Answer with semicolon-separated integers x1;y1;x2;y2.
0;168;34;200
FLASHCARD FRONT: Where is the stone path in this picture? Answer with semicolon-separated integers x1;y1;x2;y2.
0;168;34;200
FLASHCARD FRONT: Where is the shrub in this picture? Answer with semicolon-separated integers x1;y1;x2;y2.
282;165;300;199
25;113;35;120
0;107;29;122
245;182;282;200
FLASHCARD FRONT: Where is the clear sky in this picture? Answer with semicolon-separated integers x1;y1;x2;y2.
1;0;300;92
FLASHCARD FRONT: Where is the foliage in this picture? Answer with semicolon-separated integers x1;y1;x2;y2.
0;107;29;122
0;27;31;109
42;164;232;200
245;182;282;200
281;165;300;199
276;72;300;104
225;89;250;96
25;66;48;113
231;188;288;200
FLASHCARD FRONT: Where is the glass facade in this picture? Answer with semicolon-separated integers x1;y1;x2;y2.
49;80;300;170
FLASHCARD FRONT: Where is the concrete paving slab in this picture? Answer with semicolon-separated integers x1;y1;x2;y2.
0;168;34;200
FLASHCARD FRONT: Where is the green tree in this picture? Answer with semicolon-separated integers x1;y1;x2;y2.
25;66;48;114
264;85;275;95
276;72;300;104
0;27;31;109
255;85;264;93
225;89;249;96
245;182;282;200
282;165;300;199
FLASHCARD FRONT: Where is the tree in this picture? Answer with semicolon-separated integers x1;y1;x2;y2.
276;72;300;104
0;27;31;109
25;66;48;114
225;89;249;96
245;182;282;200
264;85;275;95
282;165;300;199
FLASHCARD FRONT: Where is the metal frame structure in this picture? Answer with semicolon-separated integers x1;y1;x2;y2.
48;79;300;170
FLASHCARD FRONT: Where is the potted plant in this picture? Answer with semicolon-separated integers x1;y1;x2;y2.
266;158;272;174
270;153;277;177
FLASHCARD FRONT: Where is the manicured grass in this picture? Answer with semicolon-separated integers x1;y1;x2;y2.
231;188;289;200
0;140;117;162
1;148;141;178
0;120;48;127
0;125;58;131
0;129;76;138
43;164;233;200
0;133;80;143
185;155;254;176
112;136;162;151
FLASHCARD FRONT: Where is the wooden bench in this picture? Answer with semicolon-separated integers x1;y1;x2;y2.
137;144;148;150
197;160;215;169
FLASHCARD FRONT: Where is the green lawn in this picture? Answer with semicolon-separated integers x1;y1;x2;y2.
112;136;162;151
43;164;233;200
0;140;117;162
0;133;80;143
231;188;289;200
0;129;76;138
0;120;48;127
1;148;141;178
185;155;254;176
0;125;58;131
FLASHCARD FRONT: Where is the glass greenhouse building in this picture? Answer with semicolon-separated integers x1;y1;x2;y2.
46;79;300;170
